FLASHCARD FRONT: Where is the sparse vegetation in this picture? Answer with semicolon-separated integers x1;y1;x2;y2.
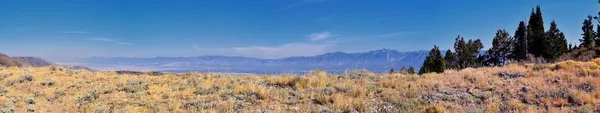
0;59;598;112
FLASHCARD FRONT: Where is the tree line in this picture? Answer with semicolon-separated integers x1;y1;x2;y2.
419;4;600;74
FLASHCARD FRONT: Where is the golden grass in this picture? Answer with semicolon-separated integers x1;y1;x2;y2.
1;59;600;112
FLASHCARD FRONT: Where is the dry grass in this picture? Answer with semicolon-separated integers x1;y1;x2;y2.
1;59;600;112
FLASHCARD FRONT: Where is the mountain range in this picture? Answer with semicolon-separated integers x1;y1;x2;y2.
80;49;429;74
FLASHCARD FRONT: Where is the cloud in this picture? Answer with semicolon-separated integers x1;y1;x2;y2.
90;37;133;45
193;44;202;51
61;31;87;34
117;42;133;45
308;31;334;41
233;43;333;59
375;32;419;38
90;38;114;42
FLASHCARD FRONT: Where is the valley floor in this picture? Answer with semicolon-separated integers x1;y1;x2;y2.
1;59;600;112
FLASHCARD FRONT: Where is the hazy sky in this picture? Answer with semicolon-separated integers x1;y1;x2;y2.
0;0;598;59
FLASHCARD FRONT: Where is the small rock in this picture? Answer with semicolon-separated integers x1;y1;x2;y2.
521;87;528;93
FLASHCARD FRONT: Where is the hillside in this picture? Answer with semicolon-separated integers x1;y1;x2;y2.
558;46;600;62
12;57;56;67
0;59;599;112
82;49;428;73
0;53;27;67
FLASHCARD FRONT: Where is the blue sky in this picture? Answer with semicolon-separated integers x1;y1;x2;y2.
0;0;598;59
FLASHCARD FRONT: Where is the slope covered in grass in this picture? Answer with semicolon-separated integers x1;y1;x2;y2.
0;59;600;112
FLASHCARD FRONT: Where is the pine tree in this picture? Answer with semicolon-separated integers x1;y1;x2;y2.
582;15;595;47
486;29;513;66
399;67;407;73
597;24;600;45
407;66;415;74
512;21;528;61
527;6;545;57
454;36;484;69
544;21;568;61
454;36;468;69
389;68;395;74
419;45;445;74
444;49;458;69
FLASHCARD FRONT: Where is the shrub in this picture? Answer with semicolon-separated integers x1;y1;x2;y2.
194;87;218;95
76;89;100;107
0;86;7;96
267;76;300;88
40;79;54;86
17;74;34;83
120;80;149;93
424;105;446;113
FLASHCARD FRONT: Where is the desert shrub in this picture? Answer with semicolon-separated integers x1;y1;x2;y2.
424;105;446;113
499;99;526;112
233;83;269;100
460;107;487;113
0;86;6;96
575;104;593;113
17;74;34;83
49;90;65;101
342;69;374;78
568;89;596;105
331;94;367;112
120;80;149;93
26;104;35;112
194;87;218;95
185;78;203;88
40;79;54;86
577;82;595;92
294;71;336;90
393;98;430;112
322;87;337;95
94;104;113;113
181;99;217;111
0;96;17;113
266;76;300;88
0;73;11;81
25;96;35;104
311;94;332;105
532;64;551;71
76;89;100;107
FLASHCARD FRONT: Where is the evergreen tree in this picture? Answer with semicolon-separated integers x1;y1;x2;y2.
444;49;458;69
419;45;445;74
512;21;528;61
582;15;595;47
407;66;415;74
543;21;568;61
453;36;466;69
597;25;600;45
486;29;514;66
453;36;484;69
388;68;395;74
399;67;407;73
527;6;545;57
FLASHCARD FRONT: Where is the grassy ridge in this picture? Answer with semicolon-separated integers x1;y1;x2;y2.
1;59;600;112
